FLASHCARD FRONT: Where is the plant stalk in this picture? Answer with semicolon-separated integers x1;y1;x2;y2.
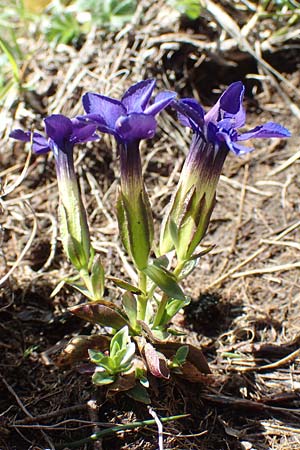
55;414;189;449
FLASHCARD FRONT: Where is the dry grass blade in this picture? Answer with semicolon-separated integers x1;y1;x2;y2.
0;148;31;197
0;202;37;285
241;348;300;372
268;148;300;176
232;261;300;279
202;0;300;118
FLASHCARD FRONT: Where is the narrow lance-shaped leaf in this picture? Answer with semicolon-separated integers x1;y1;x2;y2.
122;292;138;328
109;277;142;295
143;263;185;301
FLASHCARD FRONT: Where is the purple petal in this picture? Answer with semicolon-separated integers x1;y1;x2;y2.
121;79;156;113
205;81;245;124
70;118;99;143
32;133;51;154
115;113;157;141
9;129;31;142
231;141;254;155
145;90;177;116
217;131;253;155
175;98;205;131
82;93;125;129
220;81;245;115
77;114;118;137
44;115;73;149
238;122;291;141
217;118;235;132
10;129;50;154
206;121;218;143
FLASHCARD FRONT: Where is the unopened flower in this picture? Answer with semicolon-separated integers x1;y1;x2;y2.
160;81;291;261
10;115;98;271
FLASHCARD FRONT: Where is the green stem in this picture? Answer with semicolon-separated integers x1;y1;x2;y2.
173;259;186;278
55;414;189;449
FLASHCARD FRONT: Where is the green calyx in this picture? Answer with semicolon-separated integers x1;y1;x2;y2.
117;188;154;270
59;178;91;271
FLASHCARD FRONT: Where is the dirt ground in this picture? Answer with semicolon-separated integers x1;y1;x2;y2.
1;1;300;449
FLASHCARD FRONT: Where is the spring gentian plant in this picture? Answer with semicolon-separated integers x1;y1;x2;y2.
10;115;105;300
9;80;291;400
160;81;291;264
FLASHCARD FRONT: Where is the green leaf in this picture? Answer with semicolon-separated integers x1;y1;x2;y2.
159;297;190;326
174;345;189;364
187;244;215;261
135;368;149;388
110;326;129;358
50;279;66;297
88;349;105;364
167;0;201;20
46;12;82;45
69;301;128;329
122;292;138;328
126;384;151;404
0;37;20;83
143;264;185;301
109;277;142;295
68;281;92;299
153;255;169;268
120;342;136;367
89;350;114;372
92;371;115;385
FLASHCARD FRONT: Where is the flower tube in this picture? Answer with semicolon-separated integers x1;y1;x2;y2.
10;115;98;272
160;82;291;262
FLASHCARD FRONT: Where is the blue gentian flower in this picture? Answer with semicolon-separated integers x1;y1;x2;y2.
10;115;99;271
80;79;176;143
79;79;176;271
160;81;291;261
10;115;98;156
176;81;290;154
